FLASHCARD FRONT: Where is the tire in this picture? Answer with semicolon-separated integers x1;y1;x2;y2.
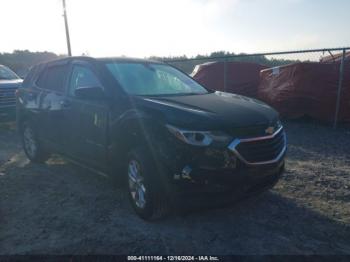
126;147;168;220
21;121;50;163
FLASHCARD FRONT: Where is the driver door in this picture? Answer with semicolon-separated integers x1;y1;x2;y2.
64;62;109;168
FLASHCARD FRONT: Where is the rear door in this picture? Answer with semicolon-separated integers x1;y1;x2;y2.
35;62;70;150
63;61;109;167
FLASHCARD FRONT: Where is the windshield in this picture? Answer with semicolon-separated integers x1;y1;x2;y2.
106;62;208;96
0;65;19;80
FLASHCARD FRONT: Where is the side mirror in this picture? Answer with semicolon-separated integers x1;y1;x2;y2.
75;86;105;100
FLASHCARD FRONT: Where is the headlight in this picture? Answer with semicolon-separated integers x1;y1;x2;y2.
166;124;232;147
276;119;282;129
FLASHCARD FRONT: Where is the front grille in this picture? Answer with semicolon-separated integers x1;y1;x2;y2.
228;125;267;138
0;88;16;108
228;121;281;139
235;128;285;163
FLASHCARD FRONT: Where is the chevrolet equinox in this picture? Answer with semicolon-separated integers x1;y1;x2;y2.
16;57;286;220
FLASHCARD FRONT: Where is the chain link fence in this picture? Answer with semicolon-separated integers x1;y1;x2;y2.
162;48;350;128
1;48;350;126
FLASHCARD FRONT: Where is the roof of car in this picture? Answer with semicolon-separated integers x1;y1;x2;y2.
97;57;162;64
39;56;163;67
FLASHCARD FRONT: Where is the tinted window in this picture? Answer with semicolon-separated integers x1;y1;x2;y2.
35;69;47;88
68;65;100;96
36;65;68;92
23;65;42;88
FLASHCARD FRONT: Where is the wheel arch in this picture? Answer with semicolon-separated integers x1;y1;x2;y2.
109;109;167;168
16;109;35;134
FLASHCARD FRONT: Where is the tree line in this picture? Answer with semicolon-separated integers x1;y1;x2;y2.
0;50;63;78
1;50;299;77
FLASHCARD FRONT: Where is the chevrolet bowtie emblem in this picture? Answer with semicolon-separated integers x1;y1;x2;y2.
265;126;275;135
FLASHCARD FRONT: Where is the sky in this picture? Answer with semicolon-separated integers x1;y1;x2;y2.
1;0;349;58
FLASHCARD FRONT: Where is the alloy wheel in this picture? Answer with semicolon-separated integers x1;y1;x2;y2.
128;160;147;209
23;126;37;158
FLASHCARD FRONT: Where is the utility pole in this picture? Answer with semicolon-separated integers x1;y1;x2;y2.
62;0;72;56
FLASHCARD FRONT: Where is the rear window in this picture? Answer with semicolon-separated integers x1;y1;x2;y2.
36;65;69;92
22;65;42;88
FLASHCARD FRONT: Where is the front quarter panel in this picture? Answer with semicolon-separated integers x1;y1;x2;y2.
108;106;167;168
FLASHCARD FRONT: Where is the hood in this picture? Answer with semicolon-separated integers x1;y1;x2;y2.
134;91;279;131
0;79;23;89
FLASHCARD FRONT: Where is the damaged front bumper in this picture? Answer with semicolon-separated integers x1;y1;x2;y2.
160;128;287;205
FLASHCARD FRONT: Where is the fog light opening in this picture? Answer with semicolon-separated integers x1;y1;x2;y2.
181;165;192;180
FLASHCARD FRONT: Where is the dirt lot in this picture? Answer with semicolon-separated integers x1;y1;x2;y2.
1;121;350;255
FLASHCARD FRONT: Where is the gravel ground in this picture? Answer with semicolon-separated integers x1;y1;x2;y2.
0;120;349;255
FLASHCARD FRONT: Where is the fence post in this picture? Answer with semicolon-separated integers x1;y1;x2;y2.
223;57;227;92
333;49;346;129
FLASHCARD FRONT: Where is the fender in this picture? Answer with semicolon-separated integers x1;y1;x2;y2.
107;108;166;168
108;107;174;193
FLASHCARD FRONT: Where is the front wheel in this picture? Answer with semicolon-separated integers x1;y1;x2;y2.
126;147;168;220
21;122;50;163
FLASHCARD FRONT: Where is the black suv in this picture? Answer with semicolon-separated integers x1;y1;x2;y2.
17;57;286;219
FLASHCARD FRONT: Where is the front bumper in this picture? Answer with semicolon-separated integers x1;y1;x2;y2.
168;160;285;209
170;158;284;193
159;127;286;205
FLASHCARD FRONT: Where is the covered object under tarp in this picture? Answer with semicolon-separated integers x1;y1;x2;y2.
258;62;350;122
320;51;350;63
191;61;267;98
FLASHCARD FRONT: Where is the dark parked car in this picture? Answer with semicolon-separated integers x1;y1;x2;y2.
16;57;286;219
0;65;22;120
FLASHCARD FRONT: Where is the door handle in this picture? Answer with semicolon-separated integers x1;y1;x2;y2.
60;100;71;108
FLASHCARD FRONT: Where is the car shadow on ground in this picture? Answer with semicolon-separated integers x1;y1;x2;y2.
1;154;350;255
